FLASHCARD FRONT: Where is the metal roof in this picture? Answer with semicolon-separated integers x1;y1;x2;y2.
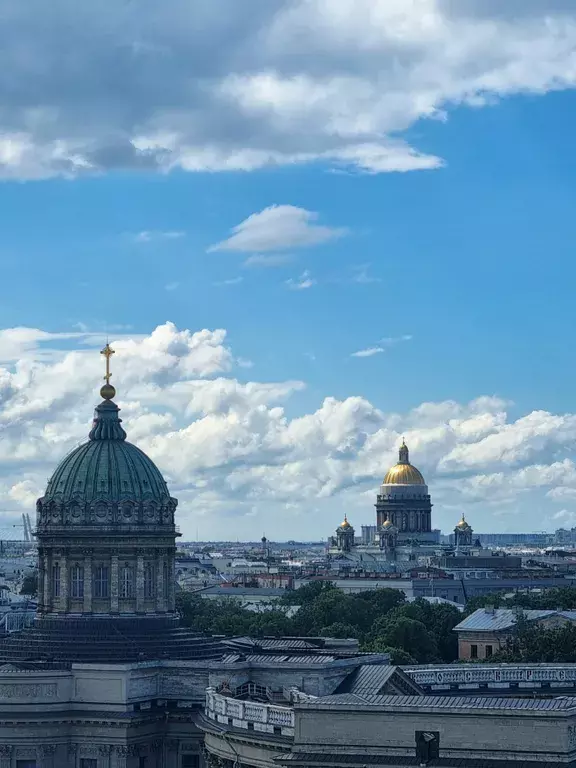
219;653;335;665
308;693;576;711
277;752;569;767
454;608;576;633
335;664;423;697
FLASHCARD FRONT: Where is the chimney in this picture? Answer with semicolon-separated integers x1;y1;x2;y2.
484;605;495;615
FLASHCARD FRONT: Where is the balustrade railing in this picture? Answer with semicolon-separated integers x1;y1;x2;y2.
205;688;295;735
405;664;576;688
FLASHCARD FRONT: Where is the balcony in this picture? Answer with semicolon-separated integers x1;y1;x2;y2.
205;688;295;737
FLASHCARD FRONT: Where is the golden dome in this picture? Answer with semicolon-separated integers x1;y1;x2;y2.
382;519;394;529
456;514;470;529
383;441;425;485
340;515;351;529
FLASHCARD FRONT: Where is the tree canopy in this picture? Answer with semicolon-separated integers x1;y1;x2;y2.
177;586;462;663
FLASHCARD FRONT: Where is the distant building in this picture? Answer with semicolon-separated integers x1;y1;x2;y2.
454;607;576;660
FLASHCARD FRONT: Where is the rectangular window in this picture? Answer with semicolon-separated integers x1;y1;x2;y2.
17;762;37;768
485;645;493;658
139;758;148;768
182;756;199;768
70;565;84;598
120;564;134;598
80;760;98;768
51;562;61;598
94;565;109;598
470;644;478;659
144;563;155;598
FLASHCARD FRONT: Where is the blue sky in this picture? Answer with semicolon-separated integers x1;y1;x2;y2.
1;1;576;539
1;92;575;417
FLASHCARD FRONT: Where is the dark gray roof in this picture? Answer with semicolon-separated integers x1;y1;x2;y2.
221;653;335;665
306;693;576;711
335;664;423;697
277;752;569;767
228;637;316;650
454;608;576;633
202;587;287;597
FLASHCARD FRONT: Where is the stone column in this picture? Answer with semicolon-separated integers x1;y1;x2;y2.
136;553;145;613
67;744;78;768
99;745;113;767
40;744;56;768
43;549;51;612
114;745;137;768
167;555;176;611
82;550;93;613
0;745;13;768
60;551;69;613
111;554;119;612
156;551;166;612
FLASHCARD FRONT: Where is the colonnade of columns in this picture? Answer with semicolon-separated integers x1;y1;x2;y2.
37;547;176;616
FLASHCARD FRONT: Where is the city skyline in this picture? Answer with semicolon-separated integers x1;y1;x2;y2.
1;3;576;538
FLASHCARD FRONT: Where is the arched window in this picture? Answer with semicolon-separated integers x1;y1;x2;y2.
144;563;155;599
70;564;84;598
120;564;134;598
94;565;109;598
51;562;61;598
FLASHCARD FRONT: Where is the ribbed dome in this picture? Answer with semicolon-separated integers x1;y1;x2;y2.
383;440;426;486
42;399;170;505
383;463;426;485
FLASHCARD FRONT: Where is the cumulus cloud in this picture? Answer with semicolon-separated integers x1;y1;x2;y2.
1;322;576;539
351;347;384;358
209;206;346;253
0;1;575;178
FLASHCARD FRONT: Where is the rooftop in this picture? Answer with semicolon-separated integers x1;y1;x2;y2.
454;608;576;632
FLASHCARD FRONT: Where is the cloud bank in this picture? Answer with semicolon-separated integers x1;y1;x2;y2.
1;0;576;178
1;323;576;539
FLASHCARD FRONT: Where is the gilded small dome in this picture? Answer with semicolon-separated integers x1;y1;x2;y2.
456;515;471;530
338;515;352;530
383;440;425;485
382;519;393;529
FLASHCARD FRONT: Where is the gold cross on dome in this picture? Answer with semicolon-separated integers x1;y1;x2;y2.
101;342;115;384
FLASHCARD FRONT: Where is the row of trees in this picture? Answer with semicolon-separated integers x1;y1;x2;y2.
177;583;463;664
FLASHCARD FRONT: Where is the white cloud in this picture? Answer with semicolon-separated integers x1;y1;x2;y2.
3;322;576;539
351;335;412;358
351;347;385;358
209;206;346;254
243;254;295;268
0;1;575;178
135;231;185;243
285;270;316;290
213;277;243;286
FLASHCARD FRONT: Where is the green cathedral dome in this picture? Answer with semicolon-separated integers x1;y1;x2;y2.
42;399;170;504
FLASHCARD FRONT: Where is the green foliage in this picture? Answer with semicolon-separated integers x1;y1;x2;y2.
177;586;462;664
465;587;576;615
491;621;576;663
20;572;38;596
